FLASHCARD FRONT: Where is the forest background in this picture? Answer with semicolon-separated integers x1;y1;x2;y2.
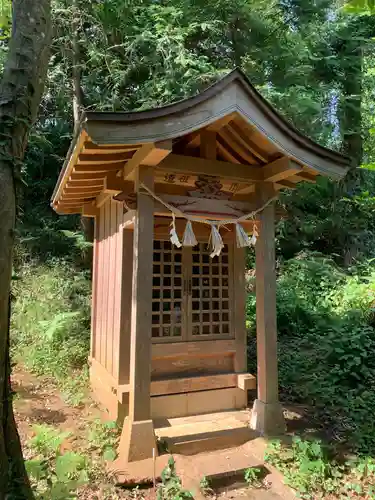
3;0;375;497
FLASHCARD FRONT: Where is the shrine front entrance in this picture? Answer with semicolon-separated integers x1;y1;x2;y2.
148;232;253;421
152;240;232;342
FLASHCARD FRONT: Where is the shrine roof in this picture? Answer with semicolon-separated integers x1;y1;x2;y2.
51;68;351;215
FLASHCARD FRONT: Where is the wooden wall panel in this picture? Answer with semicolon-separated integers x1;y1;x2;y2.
151;387;246;419
151;353;234;379
90;219;100;359
106;200;116;375
95;206;105;364
112;202;125;381
91;198;127;380
102;201;110;367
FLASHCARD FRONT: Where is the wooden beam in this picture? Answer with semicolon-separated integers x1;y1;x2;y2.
153;194;257;220
63;194;100;201
96;191;112;208
261;157;301;183
70;171;107;180
55;199;85;206
66;180;104;188
200;130;217;159
77;151;134;165
159;154;296;184
82;203;99;217
234;185;255;196
64;186;102;194
123;140;172;180
219;128;258;165
74;164;123;173
293;171;317;183
82;142;138;154
230;119;268;163
159;154;262;182
52;130;87;206
118;373;239;399
237;373;256;391
276;179;297;189
104;172;133;196
152;339;236;359
250;182;285;435
217;141;241;164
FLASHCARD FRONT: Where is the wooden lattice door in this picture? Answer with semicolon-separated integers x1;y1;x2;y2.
190;243;232;339
152;239;234;343
152;240;185;342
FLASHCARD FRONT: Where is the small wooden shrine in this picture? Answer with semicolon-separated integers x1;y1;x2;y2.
52;69;350;463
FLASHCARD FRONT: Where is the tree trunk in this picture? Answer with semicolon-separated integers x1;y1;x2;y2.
341;31;363;168
71;0;94;265
0;1;51;497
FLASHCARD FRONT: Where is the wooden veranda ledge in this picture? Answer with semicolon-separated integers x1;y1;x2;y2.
51;69;350;464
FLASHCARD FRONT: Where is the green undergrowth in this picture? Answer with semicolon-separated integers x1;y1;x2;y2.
25;420;120;499
248;252;375;454
11;260;91;405
265;437;375;499
158;456;193;500
25;423;192;500
247;252;375;498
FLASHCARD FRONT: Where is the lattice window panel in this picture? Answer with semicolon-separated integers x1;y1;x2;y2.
152;240;183;340
191;243;232;338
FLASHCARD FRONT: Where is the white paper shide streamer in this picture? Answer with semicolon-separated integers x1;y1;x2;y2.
182;220;198;247
139;183;275;258
209;225;224;258
235;223;252;248
169;214;182;248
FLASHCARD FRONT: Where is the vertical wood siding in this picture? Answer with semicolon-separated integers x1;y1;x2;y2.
92;198;126;379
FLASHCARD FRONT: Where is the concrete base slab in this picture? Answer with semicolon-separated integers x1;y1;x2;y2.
250;400;286;436
112;438;295;500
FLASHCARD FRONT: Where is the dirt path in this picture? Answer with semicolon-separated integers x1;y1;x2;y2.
12;365;101;458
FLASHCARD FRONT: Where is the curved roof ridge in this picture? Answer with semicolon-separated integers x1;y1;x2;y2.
83;68;350;167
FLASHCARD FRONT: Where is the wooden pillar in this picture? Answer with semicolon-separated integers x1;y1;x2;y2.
118;165;157;462
233;244;247;373
250;183;285;435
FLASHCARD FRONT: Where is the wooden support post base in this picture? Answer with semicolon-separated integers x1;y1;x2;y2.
250;399;285;436
118;419;158;463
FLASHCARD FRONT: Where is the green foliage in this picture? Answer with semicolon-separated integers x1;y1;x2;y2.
158;456;193;500
29;425;71;458
343;0;375;15
26;424;89;499
244;467;262;488
248;254;375;455
11;262;91;405
87;419;119;462
265;438;341;498
0;0;10;30
265;438;375;498
199;476;213;496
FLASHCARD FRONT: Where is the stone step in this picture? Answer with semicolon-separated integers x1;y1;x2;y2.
155;410;256;455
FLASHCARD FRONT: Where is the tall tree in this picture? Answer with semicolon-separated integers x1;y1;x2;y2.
0;1;51;497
